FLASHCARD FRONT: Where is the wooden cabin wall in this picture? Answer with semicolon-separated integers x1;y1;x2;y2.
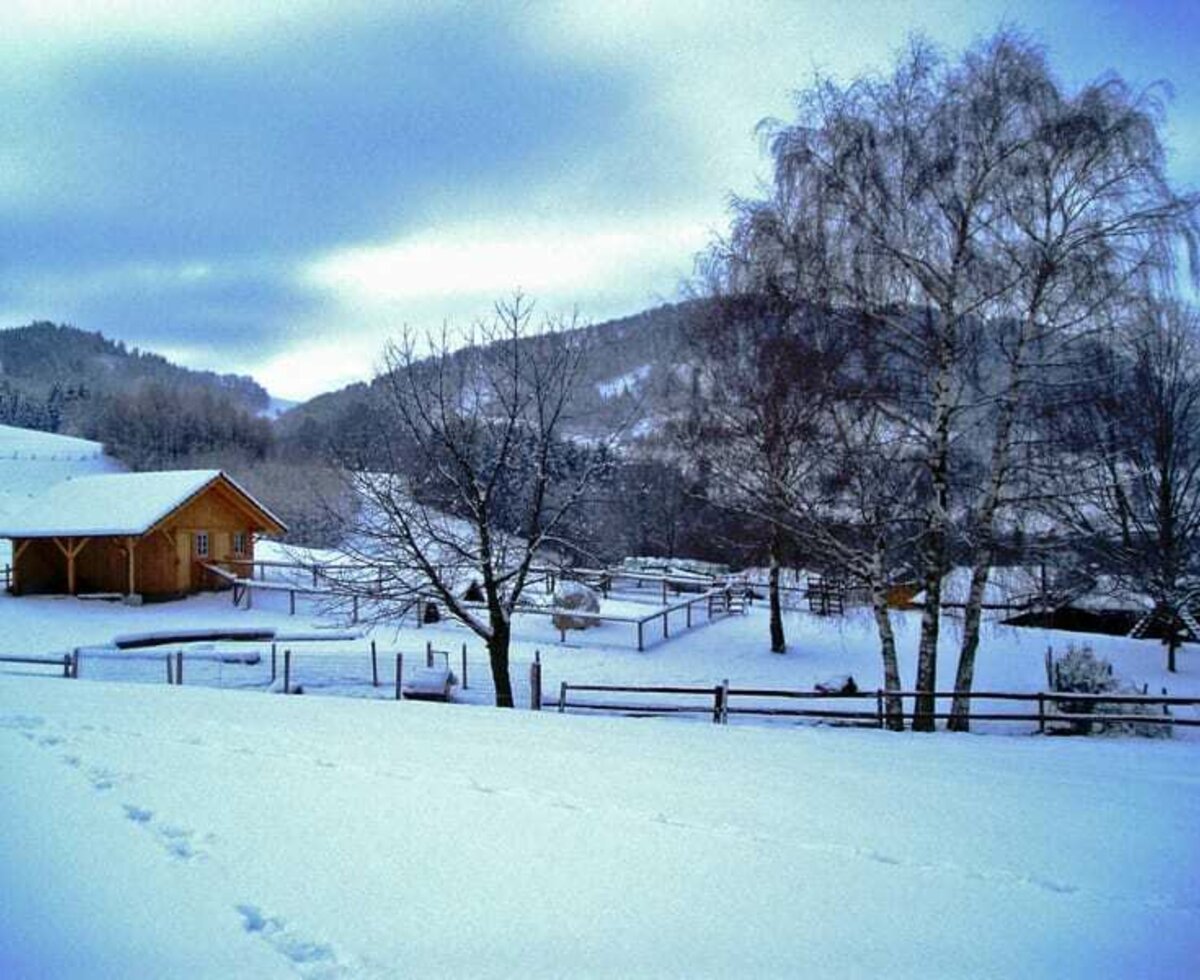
74;537;126;594
13;538;64;594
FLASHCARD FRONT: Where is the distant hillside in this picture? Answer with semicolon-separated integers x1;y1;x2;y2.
0;322;268;419
276;300;708;457
0;322;272;469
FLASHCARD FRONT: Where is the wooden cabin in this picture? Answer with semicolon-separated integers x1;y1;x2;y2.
0;470;286;600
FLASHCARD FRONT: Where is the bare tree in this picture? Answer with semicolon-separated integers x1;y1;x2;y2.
725;29;1195;729
335;295;613;707
683;286;836;654
1042;301;1200;671
944;56;1198;728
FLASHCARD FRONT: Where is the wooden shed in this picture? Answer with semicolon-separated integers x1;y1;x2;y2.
0;470;286;599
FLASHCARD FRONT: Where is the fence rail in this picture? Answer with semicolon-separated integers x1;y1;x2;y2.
0;652;74;677
556;682;1200;731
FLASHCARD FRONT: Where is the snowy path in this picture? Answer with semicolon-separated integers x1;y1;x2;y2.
2;675;1198;977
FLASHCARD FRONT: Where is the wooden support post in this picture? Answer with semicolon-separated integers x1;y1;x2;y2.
426;640;432;669
394;652;403;701
530;652;542;711
126;536;138;596
175;651;183;686
371;640;379;687
71;650;79;679
63;653;72;679
283;649;291;693
270;643;277;683
557;681;567;713
663;610;669;639
289;590;296;616
461;643;468;689
661;580;668;605
637;621;644;652
1037;693;1045;734
166;653;174;685
686;600;692;629
875;690;884;729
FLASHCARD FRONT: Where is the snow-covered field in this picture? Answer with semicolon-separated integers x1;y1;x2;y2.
3;673;1199;977
2;560;1200;976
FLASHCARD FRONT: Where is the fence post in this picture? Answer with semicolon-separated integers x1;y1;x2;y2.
175;651;183;686
557;681;568;713
394;652;403;701
875;689;884;729
166;653;174;685
270;643;277;683
712;683;723;724
461;643;468;689
72;649;80;679
530;653;542;711
1037;692;1045;734
62;653;72;679
283;649;290;693
662;610;669;639
371;640;379;688
637;621;644;652
352;595;359;624
426;640;432;669
661;580;668;605
289;590;296;616
686;600;692;629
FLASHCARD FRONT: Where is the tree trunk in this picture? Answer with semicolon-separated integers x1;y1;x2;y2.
768;538;786;653
869;563;904;731
913;340;955;732
486;617;515;708
948;558;991;732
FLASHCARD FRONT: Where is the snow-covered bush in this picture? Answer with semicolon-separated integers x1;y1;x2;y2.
1046;644;1171;738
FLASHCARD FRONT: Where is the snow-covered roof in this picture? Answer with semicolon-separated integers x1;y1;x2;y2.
0;470;285;538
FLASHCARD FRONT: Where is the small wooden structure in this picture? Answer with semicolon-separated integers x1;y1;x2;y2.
0;470;286;600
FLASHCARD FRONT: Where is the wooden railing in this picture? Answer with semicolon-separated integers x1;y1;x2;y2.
556;682;1200;731
0;652;74;677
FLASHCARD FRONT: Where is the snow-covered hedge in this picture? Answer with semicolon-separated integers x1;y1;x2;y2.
1047;644;1171;738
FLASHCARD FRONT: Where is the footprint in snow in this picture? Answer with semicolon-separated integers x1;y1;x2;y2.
157;824;205;861
236;904;345;977
122;804;153;824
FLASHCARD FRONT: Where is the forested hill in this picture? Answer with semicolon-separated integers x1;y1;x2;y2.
0;323;268;414
275;299;706;457
0;322;272;468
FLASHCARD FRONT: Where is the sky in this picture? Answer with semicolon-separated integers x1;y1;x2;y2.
2;1;1197;401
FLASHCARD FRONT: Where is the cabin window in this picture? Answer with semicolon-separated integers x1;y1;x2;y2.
233;532;247;556
195;532;209;558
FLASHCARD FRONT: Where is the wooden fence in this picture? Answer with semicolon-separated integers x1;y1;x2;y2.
0;652;75;677
556;682;1200;731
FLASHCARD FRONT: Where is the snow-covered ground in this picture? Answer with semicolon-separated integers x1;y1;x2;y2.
2;545;1200;976
2;673;1198;977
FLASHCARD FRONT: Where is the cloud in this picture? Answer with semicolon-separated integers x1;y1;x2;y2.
1;0;1195;402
